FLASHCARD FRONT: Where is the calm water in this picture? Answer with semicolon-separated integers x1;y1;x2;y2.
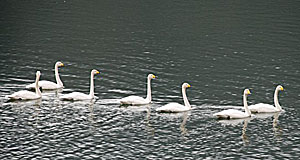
1;0;300;159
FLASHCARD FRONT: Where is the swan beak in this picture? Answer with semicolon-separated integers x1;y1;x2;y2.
60;63;64;67
96;71;100;74
152;75;156;79
247;90;251;95
187;84;191;88
280;87;284;91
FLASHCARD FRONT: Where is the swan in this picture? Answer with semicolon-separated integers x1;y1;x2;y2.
120;74;156;105
60;69;100;101
26;61;64;90
6;71;42;100
213;89;252;119
156;83;191;113
248;85;284;113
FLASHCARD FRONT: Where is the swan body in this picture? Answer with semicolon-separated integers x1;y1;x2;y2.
60;69;100;101
120;96;150;105
156;83;191;113
156;103;189;113
249;103;279;113
6;71;42;100
249;85;284;113
26;61;64;90
60;92;92;101
214;109;250;119
213;89;252;119
120;74;156;105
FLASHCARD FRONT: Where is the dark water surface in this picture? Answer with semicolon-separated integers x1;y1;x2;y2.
1;0;300;159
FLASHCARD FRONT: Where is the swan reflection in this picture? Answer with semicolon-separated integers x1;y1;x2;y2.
272;112;282;140
4;98;43;128
218;117;252;145
32;99;42;128
180;112;189;136
145;105;155;136
87;100;96;133
88;100;95;124
254;112;282;140
156;111;190;136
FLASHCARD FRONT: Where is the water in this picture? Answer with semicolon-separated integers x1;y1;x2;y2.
1;0;300;159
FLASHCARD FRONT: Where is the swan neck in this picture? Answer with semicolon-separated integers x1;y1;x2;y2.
274;88;282;111
89;72;94;98
145;77;152;102
243;94;251;116
55;64;63;87
182;87;191;108
35;74;42;97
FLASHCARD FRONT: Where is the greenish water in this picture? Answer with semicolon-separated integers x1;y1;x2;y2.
1;0;300;159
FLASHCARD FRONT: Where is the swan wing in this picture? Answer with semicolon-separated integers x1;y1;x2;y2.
26;80;60;90
156;103;189;113
213;109;248;119
120;96;148;105
248;103;278;113
60;92;91;101
6;90;40;100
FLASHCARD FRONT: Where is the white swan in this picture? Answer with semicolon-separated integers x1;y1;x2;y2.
213;89;252;119
6;71;42;100
156;83;191;113
26;61;64;90
248;85;284;113
60;69;100;101
120;74;156;105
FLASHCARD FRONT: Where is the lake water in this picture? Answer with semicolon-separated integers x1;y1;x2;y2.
1;0;300;159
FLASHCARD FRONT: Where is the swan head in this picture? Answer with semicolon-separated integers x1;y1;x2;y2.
244;89;251;95
92;69;100;75
182;83;191;89
148;74;156;79
36;71;41;77
277;85;284;91
56;61;64;67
